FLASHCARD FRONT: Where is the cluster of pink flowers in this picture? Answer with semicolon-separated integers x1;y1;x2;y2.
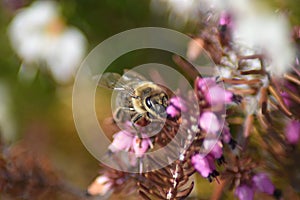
109;130;152;158
192;77;236;181
166;74;283;200
87;5;299;200
167;76;239;182
235;173;280;200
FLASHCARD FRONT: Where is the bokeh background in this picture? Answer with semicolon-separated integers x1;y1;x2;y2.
0;0;299;199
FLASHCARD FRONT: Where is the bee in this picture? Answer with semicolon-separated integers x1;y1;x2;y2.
97;70;169;134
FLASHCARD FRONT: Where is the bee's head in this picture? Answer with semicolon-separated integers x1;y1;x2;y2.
145;92;169;119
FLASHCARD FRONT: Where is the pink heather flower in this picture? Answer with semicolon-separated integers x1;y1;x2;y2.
196;77;237;105
204;139;223;159
166;106;180;118
281;91;292;107
196;77;217;95
166;96;187;118
198;111;220;134
285;120;300;144
87;175;113;196
234;184;254;200
281;81;298;107
191;154;215;178
132;136;152;158
170;97;187;111
204;85;235;105
219;12;232;27
109;130;134;153
252;173;275;195
109;130;151;157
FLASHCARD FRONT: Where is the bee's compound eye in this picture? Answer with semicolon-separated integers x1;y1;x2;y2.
146;97;153;108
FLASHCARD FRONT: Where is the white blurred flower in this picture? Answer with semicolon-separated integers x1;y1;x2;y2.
204;0;295;76
233;13;295;76
157;0;295;75
8;1;87;84
151;0;201;26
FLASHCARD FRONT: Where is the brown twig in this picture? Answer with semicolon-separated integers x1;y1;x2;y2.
284;73;300;86
268;85;293;118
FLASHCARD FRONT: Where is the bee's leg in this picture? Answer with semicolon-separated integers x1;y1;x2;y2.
131;113;144;147
131;94;141;100
113;107;135;122
150;118;164;123
149;118;166;129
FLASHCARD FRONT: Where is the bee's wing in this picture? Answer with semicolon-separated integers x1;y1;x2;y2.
96;72;135;95
96;72;123;90
122;69;148;83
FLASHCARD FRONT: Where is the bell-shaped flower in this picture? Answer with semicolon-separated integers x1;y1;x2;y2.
196;77;217;95
132;136;152;158
87;175;113;196
285;120;300;144
198;111;220;134
166;96;187;118
196;77;238;105
191;154;216;178
234;184;254;200
219;12;232;27
109;130;134;153
203;139;223;159
252;173;275;195
204;84;236;105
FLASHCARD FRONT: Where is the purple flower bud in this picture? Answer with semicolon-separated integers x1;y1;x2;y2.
109;130;133;152
199;111;220;134
222;126;231;143
281;81;298;107
252;173;275;195
219;12;233;47
281;91;292;107
203;139;223;159
219;12;232;26
285;120;300;144
191;154;215;178
132;136;151;157
234;185;254;200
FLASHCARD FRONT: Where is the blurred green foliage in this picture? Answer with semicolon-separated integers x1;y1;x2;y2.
0;0;195;191
0;0;171;189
